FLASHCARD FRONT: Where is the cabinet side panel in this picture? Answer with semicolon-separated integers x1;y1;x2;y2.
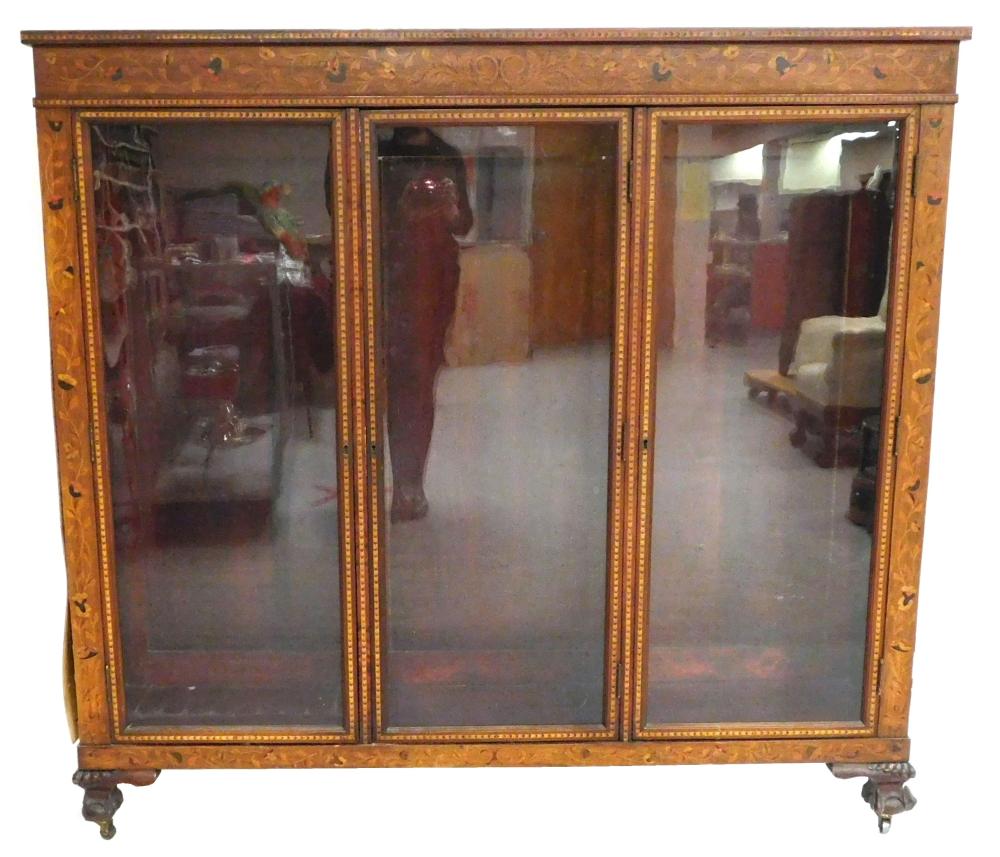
878;104;954;736
35;108;112;744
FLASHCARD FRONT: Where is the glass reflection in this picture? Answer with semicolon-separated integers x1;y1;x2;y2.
645;121;899;726
93;122;345;729
376;122;618;730
380;127;474;522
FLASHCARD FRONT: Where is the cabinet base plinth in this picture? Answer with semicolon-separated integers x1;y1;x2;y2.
73;769;160;839
828;761;916;833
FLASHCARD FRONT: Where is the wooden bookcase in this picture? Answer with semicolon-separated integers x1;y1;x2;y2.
23;27;968;837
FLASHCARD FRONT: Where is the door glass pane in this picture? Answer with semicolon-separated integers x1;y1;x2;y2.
374;121;620;730
92;121;346;729
645;119;899;726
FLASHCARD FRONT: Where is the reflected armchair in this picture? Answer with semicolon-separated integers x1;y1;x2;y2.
786;288;888;466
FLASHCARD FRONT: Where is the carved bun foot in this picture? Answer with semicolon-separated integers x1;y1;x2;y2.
73;769;160;839
828;762;916;833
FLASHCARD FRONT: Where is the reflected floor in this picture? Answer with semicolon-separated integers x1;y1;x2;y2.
384;342;611;728
123;403;344;729
647;334;873;724
124;336;873;730
384;335;872;728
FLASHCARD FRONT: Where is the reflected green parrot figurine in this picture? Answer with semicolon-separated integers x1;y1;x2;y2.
184;180;308;260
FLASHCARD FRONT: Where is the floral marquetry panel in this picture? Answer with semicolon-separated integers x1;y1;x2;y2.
29;41;959;105
878;104;955;736
78;736;911;770
36;109;112;744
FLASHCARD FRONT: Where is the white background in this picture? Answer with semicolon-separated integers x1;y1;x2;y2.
1;2;996;854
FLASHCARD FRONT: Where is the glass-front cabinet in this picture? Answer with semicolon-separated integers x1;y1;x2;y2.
27;26;965;838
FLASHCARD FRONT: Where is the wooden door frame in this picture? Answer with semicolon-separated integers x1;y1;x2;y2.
357;108;633;743
627;105;922;741
69;109;361;744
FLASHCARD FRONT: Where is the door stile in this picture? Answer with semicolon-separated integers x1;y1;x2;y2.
620;106;648;740
329;112;362;743
74;114;132;739
603;108;633;739
358;109;386;741
857;109;920;736
630;110;668;740
347;108;374;744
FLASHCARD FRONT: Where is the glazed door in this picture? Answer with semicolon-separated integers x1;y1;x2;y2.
629;108;915;738
79;112;359;741
361;110;631;740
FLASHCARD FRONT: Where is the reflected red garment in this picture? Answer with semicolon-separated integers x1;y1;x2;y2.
378;130;473;514
386;173;466;365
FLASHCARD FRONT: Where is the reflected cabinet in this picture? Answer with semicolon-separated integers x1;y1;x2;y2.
24;27;967;838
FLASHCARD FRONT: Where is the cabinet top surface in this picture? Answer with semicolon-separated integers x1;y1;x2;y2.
21;26;972;46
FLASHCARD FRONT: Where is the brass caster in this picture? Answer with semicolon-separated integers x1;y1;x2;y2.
73;769;159;840
829;761;916;832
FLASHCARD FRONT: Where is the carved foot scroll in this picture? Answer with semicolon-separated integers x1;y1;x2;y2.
828;761;916;833
73;769;160;839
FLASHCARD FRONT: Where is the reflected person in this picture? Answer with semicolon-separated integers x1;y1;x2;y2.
379;127;474;522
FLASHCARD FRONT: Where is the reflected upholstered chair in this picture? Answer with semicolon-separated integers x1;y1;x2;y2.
786;287;888;466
